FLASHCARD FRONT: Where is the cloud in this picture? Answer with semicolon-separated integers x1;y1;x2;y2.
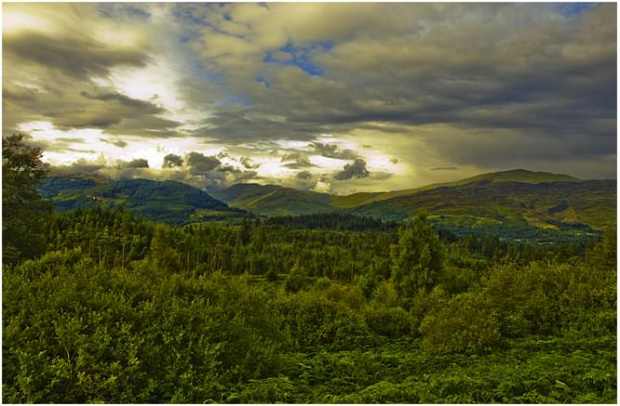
4;32;149;80
187;151;221;172
4;3;616;188
430;166;458;171
163;153;183;168
80;91;161;111
296;170;312;180
334;158;370;181
123;158;149;168
281;151;304;162
100;138;128;148
240;156;260;169
313;177;332;193
311;142;359;160
281;151;315;169
51;158;106;176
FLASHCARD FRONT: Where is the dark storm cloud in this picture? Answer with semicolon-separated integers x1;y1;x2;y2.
4;32;148;80
175;3;615;179
187;152;221;172
123;158;149;169
2;3;183;142
3;72;181;139
192;107;319;144
163;153;184;168
3;2;616;185
80;91;162;112
334;158;370;181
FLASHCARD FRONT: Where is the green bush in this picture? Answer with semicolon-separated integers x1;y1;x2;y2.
364;305;415;338
420;291;500;354
275;291;371;351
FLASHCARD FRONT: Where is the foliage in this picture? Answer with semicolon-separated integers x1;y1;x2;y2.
420;291;500;354
266;212;398;231
2;135;53;265
390;211;444;301
40;176;249;225
2;205;616;403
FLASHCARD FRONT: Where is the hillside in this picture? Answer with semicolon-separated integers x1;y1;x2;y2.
351;179;616;236
40;170;615;239
213;183;334;217
40;176;249;224
215;170;614;241
330;169;582;208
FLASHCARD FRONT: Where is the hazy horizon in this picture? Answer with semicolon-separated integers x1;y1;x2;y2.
4;3;617;194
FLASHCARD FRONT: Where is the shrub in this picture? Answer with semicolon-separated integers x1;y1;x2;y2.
420;291;500;354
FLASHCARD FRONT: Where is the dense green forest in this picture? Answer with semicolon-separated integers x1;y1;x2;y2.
2;135;617;403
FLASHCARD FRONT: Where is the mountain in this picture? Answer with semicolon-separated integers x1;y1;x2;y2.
216;170;615;240
351;179;615;230
40;176;249;224
212;183;334;216
41;170;615;239
330;169;582;208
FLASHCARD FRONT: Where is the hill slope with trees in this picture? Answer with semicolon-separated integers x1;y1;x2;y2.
3;135;617;403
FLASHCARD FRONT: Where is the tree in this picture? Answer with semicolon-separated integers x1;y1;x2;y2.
2;135;53;265
390;211;444;301
284;260;307;293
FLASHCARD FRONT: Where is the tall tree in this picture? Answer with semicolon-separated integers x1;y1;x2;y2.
390;211;444;301
2;134;53;265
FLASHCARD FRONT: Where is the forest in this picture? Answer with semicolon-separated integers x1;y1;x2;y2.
2;135;617;403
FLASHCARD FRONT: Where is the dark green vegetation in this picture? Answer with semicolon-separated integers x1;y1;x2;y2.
4;137;617;403
3;206;617;403
42;168;616;243
215;171;615;242
41;176;250;224
213;183;333;216
2;135;52;265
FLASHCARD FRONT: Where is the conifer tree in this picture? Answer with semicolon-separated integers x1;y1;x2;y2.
2;135;53;264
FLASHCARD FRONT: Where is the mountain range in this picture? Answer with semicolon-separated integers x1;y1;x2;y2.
40;177;249;225
41;169;616;238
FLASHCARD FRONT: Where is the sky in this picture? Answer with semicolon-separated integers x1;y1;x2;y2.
3;2;617;194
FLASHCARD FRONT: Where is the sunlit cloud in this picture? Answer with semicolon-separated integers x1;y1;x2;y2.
3;3;616;191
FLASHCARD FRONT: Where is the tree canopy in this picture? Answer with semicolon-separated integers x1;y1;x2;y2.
3;134;52;265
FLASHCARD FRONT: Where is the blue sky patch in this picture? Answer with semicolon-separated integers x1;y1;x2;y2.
559;3;597;16
264;40;333;76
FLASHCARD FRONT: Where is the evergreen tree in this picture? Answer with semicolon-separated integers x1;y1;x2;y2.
2;135;53;265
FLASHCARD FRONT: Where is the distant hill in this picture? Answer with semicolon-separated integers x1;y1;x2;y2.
330;169;582;208
212;183;334;217
215;170;615;240
40;170;615;239
351;179;615;231
40;176;249;224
